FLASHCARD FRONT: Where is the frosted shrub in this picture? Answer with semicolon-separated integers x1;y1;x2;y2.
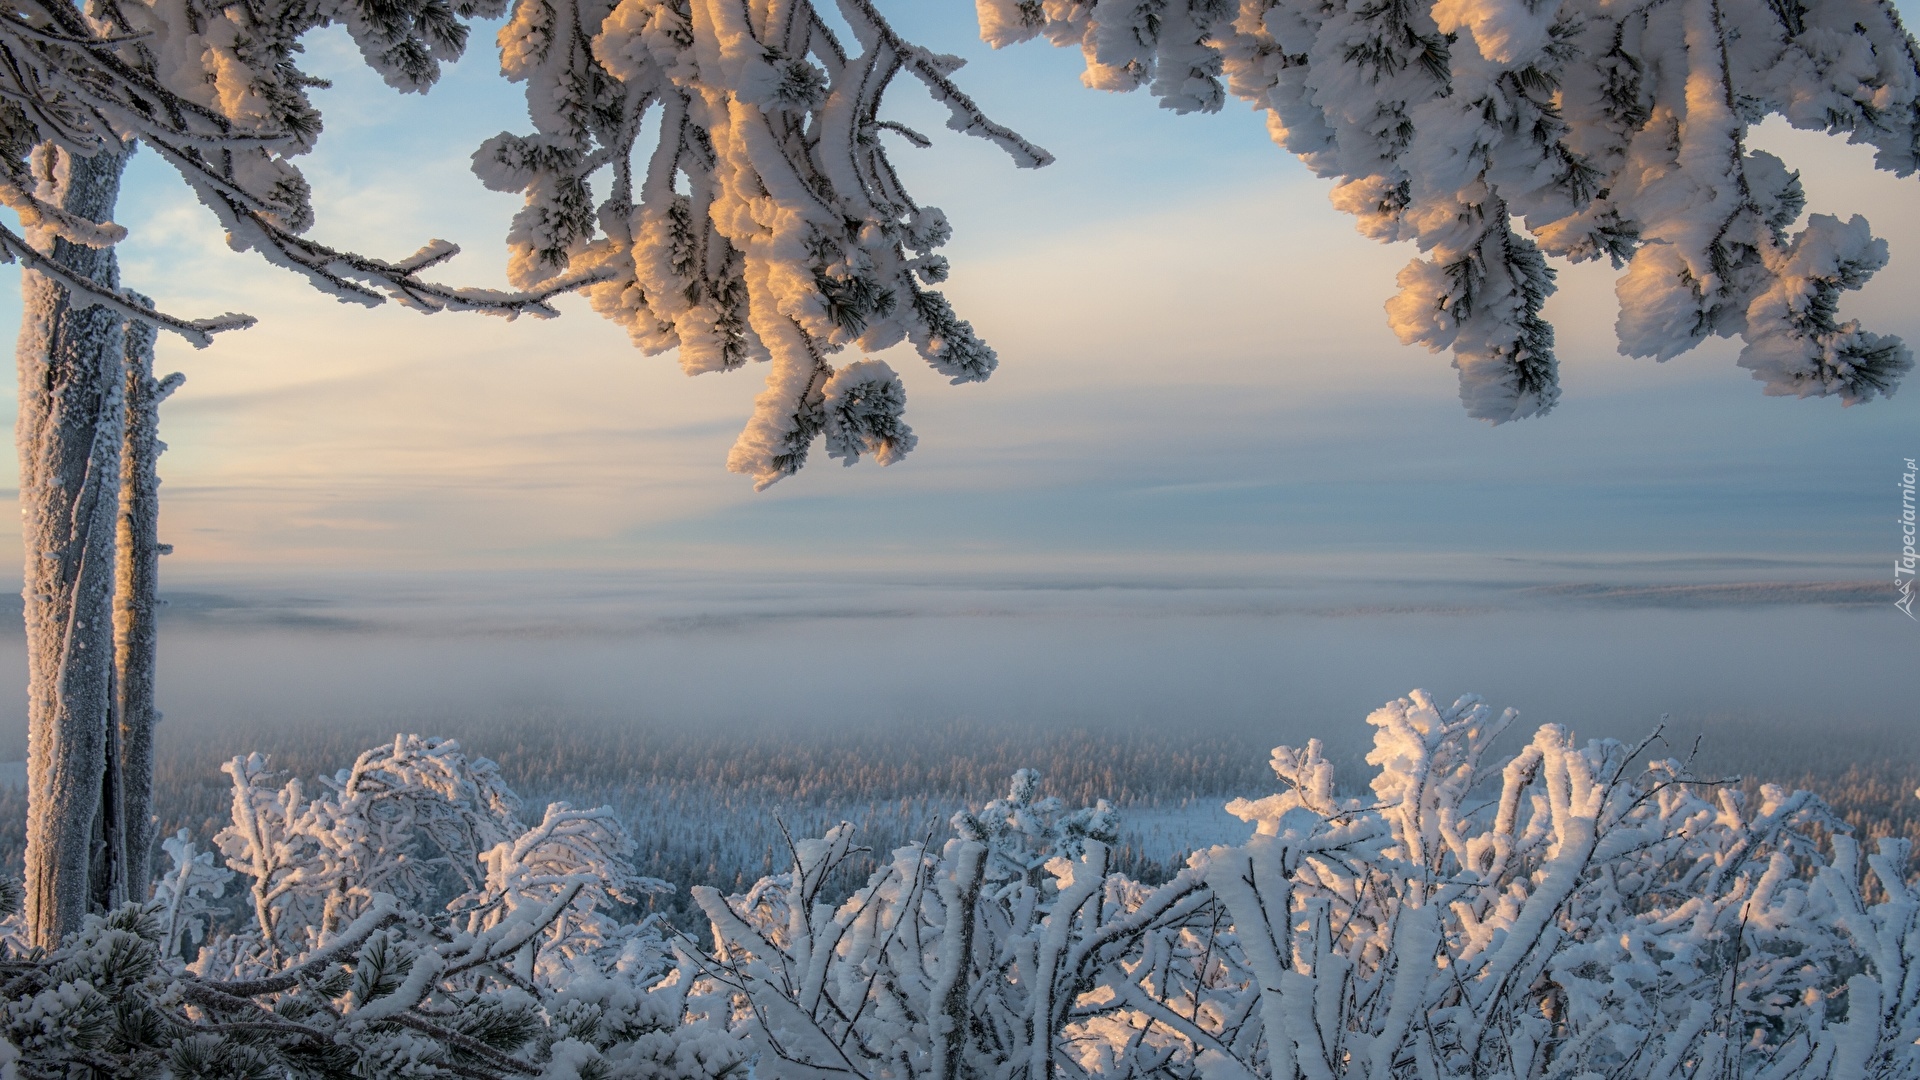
2;695;1917;1077
208;735;668;978
0;737;746;1079
699;692;1920;1079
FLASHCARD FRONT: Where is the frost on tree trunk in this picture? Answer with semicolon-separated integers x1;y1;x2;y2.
114;302;175;910
18;146;130;948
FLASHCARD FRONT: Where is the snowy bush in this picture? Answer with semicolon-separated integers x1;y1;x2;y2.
3;693;1918;1078
696;692;1920;1078
0;737;744;1079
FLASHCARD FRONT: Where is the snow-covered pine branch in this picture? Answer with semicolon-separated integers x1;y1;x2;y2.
476;0;1052;488
976;0;1920;421
0;0;608;344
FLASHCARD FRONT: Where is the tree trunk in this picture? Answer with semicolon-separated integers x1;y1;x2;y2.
114;300;174;908
19;145;130;948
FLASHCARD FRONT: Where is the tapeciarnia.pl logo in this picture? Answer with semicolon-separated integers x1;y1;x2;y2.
1901;457;1917;620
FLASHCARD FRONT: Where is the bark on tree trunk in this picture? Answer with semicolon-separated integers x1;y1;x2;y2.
88;662;123;913
114;301;174;908
19;145;130;948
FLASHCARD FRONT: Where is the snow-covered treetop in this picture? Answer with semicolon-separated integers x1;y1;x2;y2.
475;0;1051;487
979;0;1920;421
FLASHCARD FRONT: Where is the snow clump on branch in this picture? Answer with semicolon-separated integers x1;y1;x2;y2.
977;0;1920;421
0;0;609;346
475;0;1052;488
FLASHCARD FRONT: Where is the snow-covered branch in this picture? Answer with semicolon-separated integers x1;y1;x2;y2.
697;692;1920;1078
0;0;612;344
979;0;1920;419
480;0;1051;487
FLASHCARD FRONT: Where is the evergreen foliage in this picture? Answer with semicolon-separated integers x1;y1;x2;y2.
471;0;1048;487
978;0;1920;419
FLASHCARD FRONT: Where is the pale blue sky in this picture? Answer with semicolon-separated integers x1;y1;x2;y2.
0;2;1910;580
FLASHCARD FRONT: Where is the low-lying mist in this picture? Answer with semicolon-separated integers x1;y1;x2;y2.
0;564;1906;930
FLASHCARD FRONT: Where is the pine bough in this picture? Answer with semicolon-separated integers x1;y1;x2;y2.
2;692;1916;1078
4;0;1052;485
473;0;1052;487
0;0;616;342
978;0;1920;421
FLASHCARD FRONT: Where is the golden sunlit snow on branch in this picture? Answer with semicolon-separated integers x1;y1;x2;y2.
979;0;1920;420
475;0;1051;489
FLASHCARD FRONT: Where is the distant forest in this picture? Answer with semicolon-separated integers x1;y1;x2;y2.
1;710;1908;935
